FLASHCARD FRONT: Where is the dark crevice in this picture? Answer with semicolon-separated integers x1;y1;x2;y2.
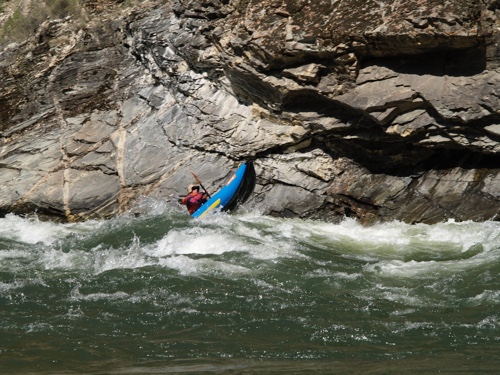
281;89;361;120
359;43;487;77
319;135;500;177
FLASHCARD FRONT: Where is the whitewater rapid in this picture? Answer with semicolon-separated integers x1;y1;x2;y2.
1;204;499;374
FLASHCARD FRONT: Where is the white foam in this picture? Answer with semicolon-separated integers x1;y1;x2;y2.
148;216;303;262
40;237;153;274
364;246;498;279
158;254;251;276
1;210;499;282
477;316;500;329
0;249;31;260
0;213;102;245
470;290;500;305
71;291;130;302
90;240;154;274
385;320;435;333
0;280;25;292
151;228;246;257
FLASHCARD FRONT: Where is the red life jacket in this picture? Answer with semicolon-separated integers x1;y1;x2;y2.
184;192;207;214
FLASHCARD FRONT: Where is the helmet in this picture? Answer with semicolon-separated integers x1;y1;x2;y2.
188;184;199;192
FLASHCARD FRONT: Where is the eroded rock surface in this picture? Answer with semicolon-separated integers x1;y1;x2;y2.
1;0;499;223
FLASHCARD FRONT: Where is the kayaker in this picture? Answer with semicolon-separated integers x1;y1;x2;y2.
182;184;208;214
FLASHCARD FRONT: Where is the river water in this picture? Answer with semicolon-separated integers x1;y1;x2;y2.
1;200;499;374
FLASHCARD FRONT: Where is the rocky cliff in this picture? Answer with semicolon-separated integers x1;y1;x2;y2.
1;0;499;224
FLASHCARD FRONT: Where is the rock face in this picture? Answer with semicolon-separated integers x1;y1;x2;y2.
0;0;499;224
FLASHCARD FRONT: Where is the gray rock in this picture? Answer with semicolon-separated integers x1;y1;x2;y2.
0;0;499;224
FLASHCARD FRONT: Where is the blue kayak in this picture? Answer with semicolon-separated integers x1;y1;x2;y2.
191;162;256;218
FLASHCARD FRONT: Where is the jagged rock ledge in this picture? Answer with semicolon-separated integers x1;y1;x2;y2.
0;0;499;224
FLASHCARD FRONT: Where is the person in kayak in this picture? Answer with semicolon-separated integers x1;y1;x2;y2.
182;184;208;214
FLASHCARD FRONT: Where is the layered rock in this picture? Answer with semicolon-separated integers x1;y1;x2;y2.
0;0;499;223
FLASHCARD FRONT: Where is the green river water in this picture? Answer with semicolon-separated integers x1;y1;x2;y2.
1;200;499;374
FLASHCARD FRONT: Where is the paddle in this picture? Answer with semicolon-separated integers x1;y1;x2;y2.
190;171;212;198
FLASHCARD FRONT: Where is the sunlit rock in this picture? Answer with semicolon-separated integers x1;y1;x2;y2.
0;0;499;223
